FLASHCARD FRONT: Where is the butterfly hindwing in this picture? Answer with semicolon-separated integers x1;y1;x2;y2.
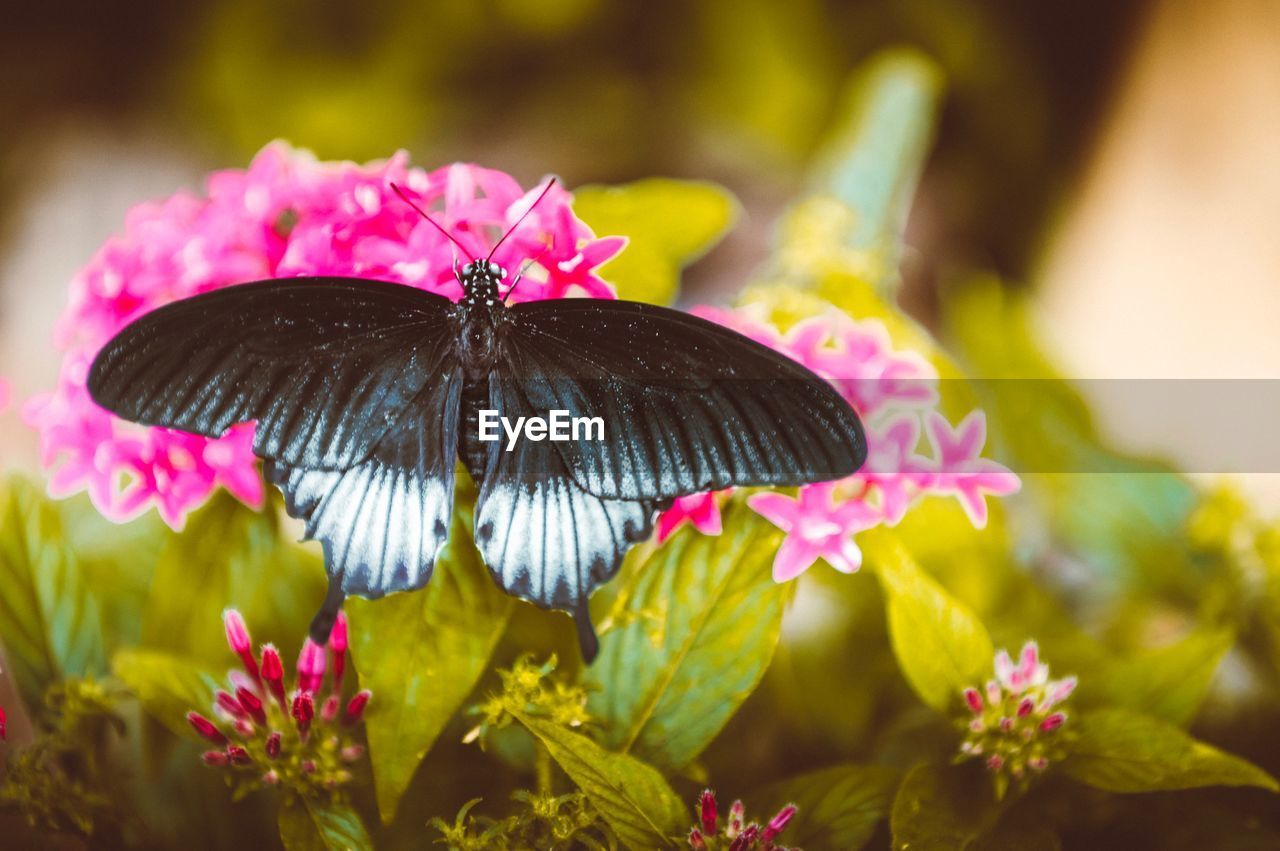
88;277;458;469
266;367;463;600
503;298;867;500
473;369;656;661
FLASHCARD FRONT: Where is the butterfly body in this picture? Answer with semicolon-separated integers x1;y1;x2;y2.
89;255;866;661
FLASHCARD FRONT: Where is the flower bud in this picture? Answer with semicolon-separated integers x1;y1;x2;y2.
963;687;983;714
187;711;228;745
762;804;796;842
301;759;317;774
236;686;267;726
202;750;229;766
223;609;260;683
234;718;255;737
321;694;340;724
292;691;315;736
727;800;744;837
215;690;246;719
260;644;287;710
343;690;372;725
262;769;280;786
1040;712;1065;732
297;639;327;694
266;731;282;759
727;823;759;851
330;611;348;689
698;789;717;835
688;829;707;850
227;745;251;765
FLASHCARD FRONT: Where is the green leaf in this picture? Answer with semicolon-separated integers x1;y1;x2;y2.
810;48;943;261
749;763;899;850
586;500;788;771
141;492;324;665
512;709;686;849
113;648;221;739
347;498;513;824
863;528;993;713
1063;708;1278;794
1094;630;1233;726
0;476;106;709
573;178;737;304
278;797;374;851
890;763;1056;851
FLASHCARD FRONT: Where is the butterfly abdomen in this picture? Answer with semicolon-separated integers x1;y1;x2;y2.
458;378;492;485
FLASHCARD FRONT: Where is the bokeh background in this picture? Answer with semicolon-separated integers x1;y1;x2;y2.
3;1;1280;847
5;0;1279;478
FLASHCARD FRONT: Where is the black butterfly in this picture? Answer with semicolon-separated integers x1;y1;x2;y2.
87;181;866;662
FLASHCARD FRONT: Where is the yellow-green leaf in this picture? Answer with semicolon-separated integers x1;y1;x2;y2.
750;763;899;850
347;497;513;824
863;527;993;714
512;709;686;849
0;475;106;710
586;500;787;771
278;797;373;851
1064;709;1279;794
574;178;737;304
1093;630;1233;727
113;648;220;739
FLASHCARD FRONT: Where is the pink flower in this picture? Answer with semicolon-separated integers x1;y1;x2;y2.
924;412;1021;527
687;790;797;850
28;143;623;527
782;314;937;417
656;491;728;543
748;482;881;581
958;641;1076;798
849;414;935;525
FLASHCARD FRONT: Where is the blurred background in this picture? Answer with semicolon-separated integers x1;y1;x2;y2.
2;0;1279;469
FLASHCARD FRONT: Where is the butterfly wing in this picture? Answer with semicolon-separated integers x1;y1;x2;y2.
88;277;458;469
472;367;656;662
502;298;866;500
88;277;464;639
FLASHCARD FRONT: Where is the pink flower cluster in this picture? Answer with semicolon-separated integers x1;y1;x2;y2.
958;641;1076;798
658;309;1020;581
25;143;623;527
189;609;371;796
688;789;797;851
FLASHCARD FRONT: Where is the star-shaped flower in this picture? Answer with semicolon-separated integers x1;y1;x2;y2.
748;482;881;581
656;490;727;543
924;411;1020;527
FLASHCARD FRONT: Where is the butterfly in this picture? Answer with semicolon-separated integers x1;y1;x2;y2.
87;180;867;662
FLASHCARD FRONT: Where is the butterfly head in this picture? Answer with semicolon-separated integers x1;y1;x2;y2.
458;260;508;307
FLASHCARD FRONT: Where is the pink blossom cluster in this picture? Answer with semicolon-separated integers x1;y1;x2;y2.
659;309;1020;581
188;609;371;796
688;789;797;851
24;143;623;527
958;641;1077;798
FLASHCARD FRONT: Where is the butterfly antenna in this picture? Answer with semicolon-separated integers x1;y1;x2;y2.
390;182;477;263
487;177;558;264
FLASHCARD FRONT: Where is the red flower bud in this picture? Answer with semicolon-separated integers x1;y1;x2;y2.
688;829;708;850
265;731;282;759
728;800;744;836
301;759;317;774
728;823;759;851
216;690;246;718
330;611;348;690
296;639;326;694
202;750;229;766
321;694;340;724
236;687;267;726
698;789;717;835
1017;697;1035;718
343;690;371;725
223;609;260;684
762;804;796;842
226;745;251;765
187;711;228;745
260;645;287;711
963;687;983;714
292;691;315;736
1040;712;1066;732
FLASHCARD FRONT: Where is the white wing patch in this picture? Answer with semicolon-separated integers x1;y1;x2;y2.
267;371;462;598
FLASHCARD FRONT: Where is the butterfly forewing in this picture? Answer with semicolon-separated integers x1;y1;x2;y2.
502;298;867;500
88;277;457;469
